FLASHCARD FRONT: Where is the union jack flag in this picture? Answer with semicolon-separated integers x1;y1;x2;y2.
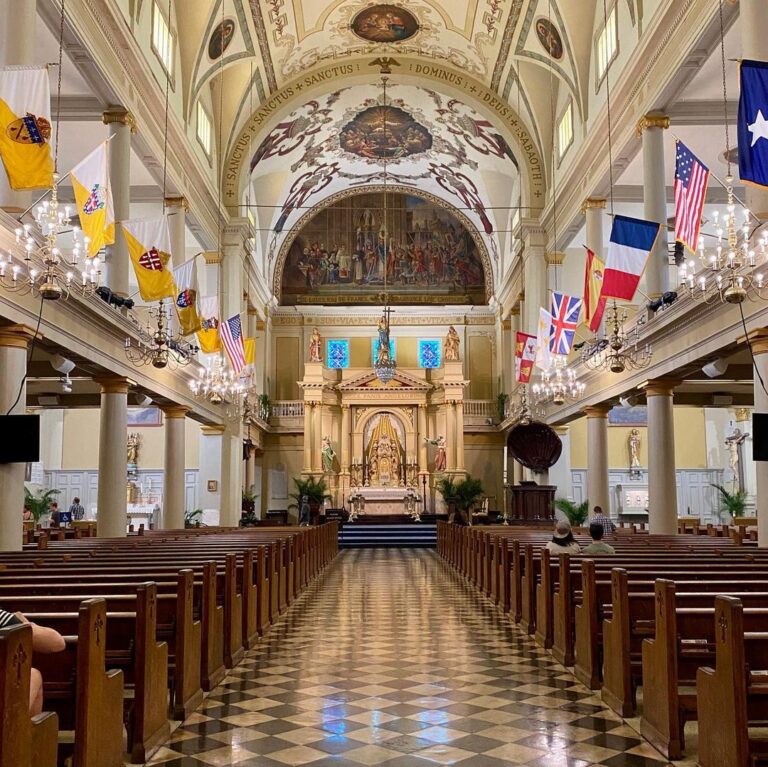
549;291;582;355
138;247;164;271
220;314;246;375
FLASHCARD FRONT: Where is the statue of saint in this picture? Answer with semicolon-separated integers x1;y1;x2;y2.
424;435;447;472
321;436;337;474
444;325;460;361
309;327;322;362
127;433;141;465
377;315;390;363
628;429;641;470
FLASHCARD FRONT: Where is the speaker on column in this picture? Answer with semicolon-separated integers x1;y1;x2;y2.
753;413;768;461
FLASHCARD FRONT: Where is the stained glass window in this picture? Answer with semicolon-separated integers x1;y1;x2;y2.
419;340;441;369
327;339;350;369
372;338;396;363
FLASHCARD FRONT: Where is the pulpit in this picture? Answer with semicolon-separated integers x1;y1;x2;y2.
508;482;556;523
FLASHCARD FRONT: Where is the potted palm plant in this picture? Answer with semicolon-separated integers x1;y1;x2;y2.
242;487;257;513
184;508;204;528
24;487;60;524
290;476;331;515
554;497;589;527
710;483;748;522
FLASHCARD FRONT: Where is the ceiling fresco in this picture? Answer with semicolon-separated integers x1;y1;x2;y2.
246;83;520;269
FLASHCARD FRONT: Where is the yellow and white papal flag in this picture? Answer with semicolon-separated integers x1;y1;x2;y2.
197;296;221;354
122;217;176;302
70;142;115;257
173;259;201;336
0;66;54;190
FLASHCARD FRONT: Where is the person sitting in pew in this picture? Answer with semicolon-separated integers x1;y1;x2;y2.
581;522;615;555
545;520;581;555
590;506;616;534
0;606;66;715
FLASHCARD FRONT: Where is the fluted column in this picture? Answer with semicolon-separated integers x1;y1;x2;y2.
455;401;466;472
582;198;606;334
741;0;768;220
521;222;547;336
751;333;768;546
637;114;670;299
445;401;456;471
584;405;610;516
95;376;130;538
0;326;34;550
418;405;428;472
303;403;313;472
160;405;187;529
644;379;679;534
311;403;322;473
102;108;136;298
222;220;248;319
340;405;350;472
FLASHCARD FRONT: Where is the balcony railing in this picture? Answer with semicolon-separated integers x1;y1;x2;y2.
463;400;497;418
271;400;305;418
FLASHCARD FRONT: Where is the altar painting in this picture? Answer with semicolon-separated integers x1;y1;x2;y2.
363;413;405;488
279;192;487;305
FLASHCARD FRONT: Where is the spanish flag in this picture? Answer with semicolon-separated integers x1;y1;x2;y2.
70;142;114;257
197;296;221;353
583;247;607;334
122;217;176;302
0;67;54;190
173;258;201;335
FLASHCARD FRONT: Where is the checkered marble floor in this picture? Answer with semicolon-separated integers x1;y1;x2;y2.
148;549;672;767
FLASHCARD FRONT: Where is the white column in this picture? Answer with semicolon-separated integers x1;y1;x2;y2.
340;405;350;472
549;426;573;500
445;402;456;471
0;0;35;212
584;405;610;516
245;433;256;493
303;402;313;472
220;427;242;527
752;334;768;546
0;326;34;550
222;220;248;319
102;109;135;298
583;198;606;335
637;114;670;299
165;197;187;261
160;406;187;529
455;400;466;472
521;222;547;337
735;407;757;501
198;426;223;523
95;377;129;538
418;405;428;472
741;0;768;220
311;404;322;473
645;380;679;534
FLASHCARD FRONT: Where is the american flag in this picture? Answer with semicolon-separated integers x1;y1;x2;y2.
674;140;709;253
549;291;582;355
220;314;246;375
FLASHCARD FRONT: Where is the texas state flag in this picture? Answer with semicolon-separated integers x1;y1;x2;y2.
738;60;768;188
602;215;661;301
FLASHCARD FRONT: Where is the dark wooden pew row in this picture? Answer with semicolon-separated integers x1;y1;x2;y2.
0;623;58;767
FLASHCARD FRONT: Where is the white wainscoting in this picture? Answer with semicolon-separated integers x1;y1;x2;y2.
569;469;725;523
43;470;200;517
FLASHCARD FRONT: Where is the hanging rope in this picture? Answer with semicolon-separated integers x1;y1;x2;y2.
718;0;731;179
547;0;558;292
602;0;615;217
53;0;65;173
161;0;172;211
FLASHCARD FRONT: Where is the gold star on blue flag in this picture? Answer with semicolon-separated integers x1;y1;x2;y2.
739;60;768;188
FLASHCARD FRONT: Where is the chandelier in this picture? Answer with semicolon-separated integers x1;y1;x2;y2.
125;300;198;369
507;385;545;424
580;302;652;374
533;356;586;406
189;355;246;406
0;175;101;301
677;181;768;304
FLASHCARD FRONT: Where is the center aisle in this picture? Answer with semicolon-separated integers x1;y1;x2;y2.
150;549;671;767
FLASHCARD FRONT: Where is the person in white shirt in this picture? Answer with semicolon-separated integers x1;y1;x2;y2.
545;519;582;555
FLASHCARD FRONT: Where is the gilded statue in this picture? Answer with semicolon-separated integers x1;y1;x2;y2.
309;327;322;362
127;433;141;465
444;325;460;361
377;315;391;363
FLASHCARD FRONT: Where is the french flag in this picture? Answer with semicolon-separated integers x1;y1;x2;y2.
602;215;661;301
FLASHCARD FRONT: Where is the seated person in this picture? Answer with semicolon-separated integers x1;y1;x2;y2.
22;505;33;522
590;505;616;534
582;522;616;555
545;519;581;555
0;607;66;715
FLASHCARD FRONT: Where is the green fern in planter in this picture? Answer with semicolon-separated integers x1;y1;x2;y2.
554;498;589;527
710;483;748;519
24;487;60;523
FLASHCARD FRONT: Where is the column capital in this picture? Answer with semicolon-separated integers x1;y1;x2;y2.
583;404;611;418
641;378;681;397
94;376;131;394
160;405;189;419
164;196;189;212
102;108;137;134
203;251;223;265
341;404;350;411
636;113;670;136
554;425;569;435
735;407;752;422
0;324;37;349
581;197;607;215
501;318;512;330
201;424;226;435
545;251;565;266
744;328;768;355
510;303;521;316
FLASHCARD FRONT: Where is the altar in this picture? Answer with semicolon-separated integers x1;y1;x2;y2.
354;487;413;516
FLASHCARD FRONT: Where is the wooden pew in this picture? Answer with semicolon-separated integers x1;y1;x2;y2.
0;624;58;767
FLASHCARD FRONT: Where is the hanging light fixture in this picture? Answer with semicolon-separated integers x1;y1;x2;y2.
580;301;652;373
372;70;397;384
189;355;246;404
125;300;198;369
507;385;545;424
0;0;101;301
533;357;586;406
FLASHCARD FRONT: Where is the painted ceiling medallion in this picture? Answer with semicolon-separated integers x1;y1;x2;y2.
351;5;420;43
208;18;236;60
340;105;433;159
534;17;563;60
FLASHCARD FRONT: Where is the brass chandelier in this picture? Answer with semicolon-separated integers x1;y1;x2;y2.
580;302;652;374
125;300;197;369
